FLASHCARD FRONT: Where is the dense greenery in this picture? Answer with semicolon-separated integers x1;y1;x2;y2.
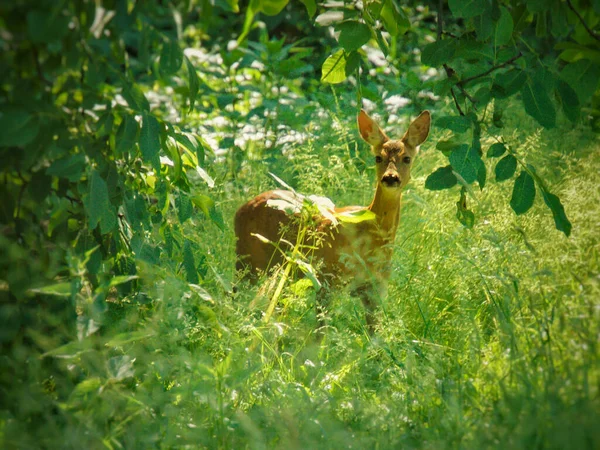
1;0;598;448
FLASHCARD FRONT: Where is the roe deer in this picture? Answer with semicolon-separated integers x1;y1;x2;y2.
235;109;431;332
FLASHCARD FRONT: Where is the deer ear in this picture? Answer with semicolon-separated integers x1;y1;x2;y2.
403;111;431;148
358;110;388;150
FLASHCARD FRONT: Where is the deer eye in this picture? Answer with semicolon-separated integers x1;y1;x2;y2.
403;156;411;164
375;156;383;164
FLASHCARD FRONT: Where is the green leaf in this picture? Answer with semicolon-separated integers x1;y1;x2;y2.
46;153;86;182
260;0;290;15
521;78;556;128
449;145;481;184
492;69;527;99
183;239;199;284
493;7;514;47
192;195;224;230
421;39;457;66
177;193;192;223
494;154;517;181
541;190;572;237
380;0;410;36
160;40;183;76
108;275;139;288
337;21;371;52
122;83;150;112
345;51;361;76
456;189;475;228
560;59;600;104
510;171;536;215
299;0;316;18
474;13;493;41
448;0;488;19
87;170;117;234
557;80;580;122
321;50;347;84
140;113;161;171
115;115;139;155
436;115;472;133
185;57;199;111
29;282;72;297
487;143;506;158
425;166;458;190
0;109;40;147
335;208;376;223
526;0;548;13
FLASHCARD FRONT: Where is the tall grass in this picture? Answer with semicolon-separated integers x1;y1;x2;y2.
2;99;598;449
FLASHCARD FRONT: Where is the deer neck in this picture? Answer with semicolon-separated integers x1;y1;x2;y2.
368;184;402;242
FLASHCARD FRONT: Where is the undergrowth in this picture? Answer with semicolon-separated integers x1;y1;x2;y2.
2;97;599;449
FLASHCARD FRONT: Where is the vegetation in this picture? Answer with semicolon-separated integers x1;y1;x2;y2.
1;0;599;448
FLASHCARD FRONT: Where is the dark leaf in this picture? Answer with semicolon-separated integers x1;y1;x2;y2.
521;78;556;128
337;21;371;52
421;39;457;66
435;115;472;133
487;143;506;158
425;165;458;190
510;171;536;215
541;190;571;237
140;113;161;171
495;154;517;181
449;145;482;184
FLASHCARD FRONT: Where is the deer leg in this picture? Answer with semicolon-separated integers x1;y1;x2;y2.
353;284;379;334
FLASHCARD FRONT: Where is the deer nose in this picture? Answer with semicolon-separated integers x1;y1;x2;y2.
381;173;401;187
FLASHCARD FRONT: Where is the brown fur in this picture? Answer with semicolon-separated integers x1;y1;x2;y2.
235;110;431;331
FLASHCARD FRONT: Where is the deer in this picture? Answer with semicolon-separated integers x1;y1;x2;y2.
234;109;431;332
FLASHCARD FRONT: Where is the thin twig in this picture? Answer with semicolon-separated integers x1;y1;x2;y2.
565;0;600;43
449;87;464;116
458;52;523;87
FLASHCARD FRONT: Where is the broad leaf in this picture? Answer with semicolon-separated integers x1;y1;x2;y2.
493;7;514;47
87;170;117;234
183;239;199;284
510;171;536;215
487;143;506;157
560;59;600;104
448;0;489;19
337;21;371;52
46;154;86;182
0;109;40;147
449;145;481;184
160;40;183;76
185;56;200;111
115;115;139;155
421;39;457;66
425;165;458;190
521;78;556;128
321;50;347;84
495;154;517;181
177;193;193;223
299;0;316;18
140;113;161;171
260;0;290;16
436;115;472;133
122;83;150;112
557;80;580;122
492;69;527;99
541;190;572;237
335;208;376;223
380;0;410;36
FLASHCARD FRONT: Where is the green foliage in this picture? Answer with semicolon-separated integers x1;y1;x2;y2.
0;0;597;448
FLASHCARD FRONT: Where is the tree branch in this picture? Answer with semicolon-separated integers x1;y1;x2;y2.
457;52;523;87
565;0;600;43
